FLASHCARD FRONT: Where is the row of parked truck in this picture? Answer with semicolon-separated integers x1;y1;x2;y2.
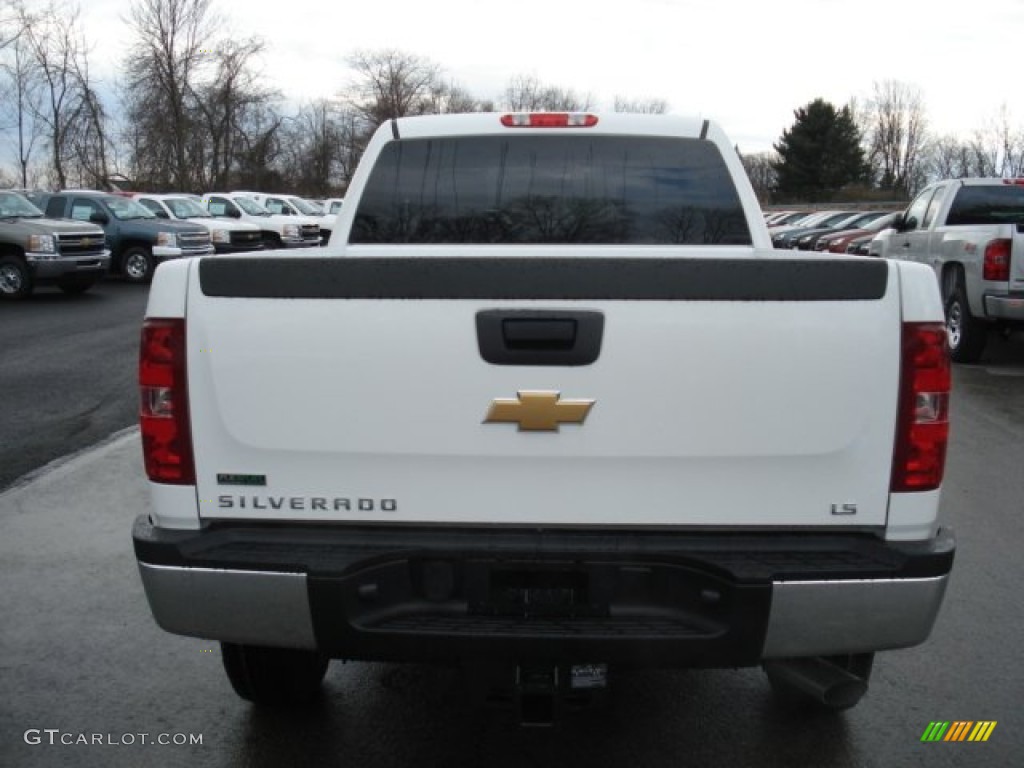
0;189;342;298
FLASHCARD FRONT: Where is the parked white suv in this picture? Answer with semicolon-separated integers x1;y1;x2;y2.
133;194;264;253
202;193;320;249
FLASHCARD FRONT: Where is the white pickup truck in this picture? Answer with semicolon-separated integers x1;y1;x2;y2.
133;113;955;721
234;192;336;246
202;192;321;250
869;178;1024;362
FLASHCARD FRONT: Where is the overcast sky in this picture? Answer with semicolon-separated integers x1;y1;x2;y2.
69;0;1024;154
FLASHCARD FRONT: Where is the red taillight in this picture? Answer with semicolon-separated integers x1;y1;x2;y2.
139;318;194;484
500;113;599;128
982;238;1011;281
891;323;951;493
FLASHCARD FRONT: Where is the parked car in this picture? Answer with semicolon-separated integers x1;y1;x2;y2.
771;211;858;249
816;213;900;253
846;234;874;255
763;210;803;226
793;211;888;250
767;210;846;237
133;194;264;253
0;190;109;299
29;191;212;283
764;211;798;226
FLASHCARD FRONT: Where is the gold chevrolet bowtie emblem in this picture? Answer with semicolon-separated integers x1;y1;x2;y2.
484;390;595;432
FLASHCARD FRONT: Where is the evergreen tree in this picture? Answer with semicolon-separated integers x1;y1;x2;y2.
773;99;868;202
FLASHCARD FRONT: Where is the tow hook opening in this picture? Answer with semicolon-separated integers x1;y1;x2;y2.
517;665;558;727
464;661;609;726
515;663;609;727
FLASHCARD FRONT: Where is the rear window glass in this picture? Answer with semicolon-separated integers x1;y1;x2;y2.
946;185;1024;226
350;135;751;245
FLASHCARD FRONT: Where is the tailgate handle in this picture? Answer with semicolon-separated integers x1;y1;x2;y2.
502;318;576;349
477;310;604;366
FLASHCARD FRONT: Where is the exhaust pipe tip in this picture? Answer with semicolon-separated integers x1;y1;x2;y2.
764;657;869;711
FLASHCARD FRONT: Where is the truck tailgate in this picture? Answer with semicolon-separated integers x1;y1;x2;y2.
186;256;900;528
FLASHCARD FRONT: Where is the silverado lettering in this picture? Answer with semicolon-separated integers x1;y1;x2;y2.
217;495;398;512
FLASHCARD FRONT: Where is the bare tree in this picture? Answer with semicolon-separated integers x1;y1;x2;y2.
502;74;592;111
502;74;543;111
230;105;285;191
331;107;365;191
191;37;276;190
1;0;23;50
971;105;1024;177
421;79;493;115
966;130;999;177
64;41;112;188
275;99;343;196
865;80;928;197
925;135;972;180
124;0;219;189
17;1;105;189
344;49;443;127
612;95;668;114
739;151;778;203
6;0;113;188
1;28;42;187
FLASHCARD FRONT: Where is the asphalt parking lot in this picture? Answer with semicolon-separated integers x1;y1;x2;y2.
0;281;147;491
1;283;1022;767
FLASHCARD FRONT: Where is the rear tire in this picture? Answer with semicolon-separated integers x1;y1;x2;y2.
121;247;154;284
943;270;988;363
0;255;33;299
221;642;329;707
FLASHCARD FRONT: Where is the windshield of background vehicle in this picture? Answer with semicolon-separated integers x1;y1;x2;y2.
0;192;45;217
235;196;270;216
106;197;155;220
166;197;212;219
350;135;752;245
291;197;321;215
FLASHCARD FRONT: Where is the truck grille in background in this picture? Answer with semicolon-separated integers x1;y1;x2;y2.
301;224;320;242
230;230;262;247
180;232;212;252
57;232;106;256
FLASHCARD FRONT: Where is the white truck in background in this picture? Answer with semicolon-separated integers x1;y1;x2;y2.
869;178;1024;362
134;112;955;722
202;192;321;250
133;194;264;254
321;197;344;215
236;192;336;246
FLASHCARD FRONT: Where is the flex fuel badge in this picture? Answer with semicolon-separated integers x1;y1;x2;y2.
216;473;267;486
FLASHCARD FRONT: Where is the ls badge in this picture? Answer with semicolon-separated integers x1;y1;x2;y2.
484;390;595;432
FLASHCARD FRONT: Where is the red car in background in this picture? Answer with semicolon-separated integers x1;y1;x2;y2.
815;212;899;253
